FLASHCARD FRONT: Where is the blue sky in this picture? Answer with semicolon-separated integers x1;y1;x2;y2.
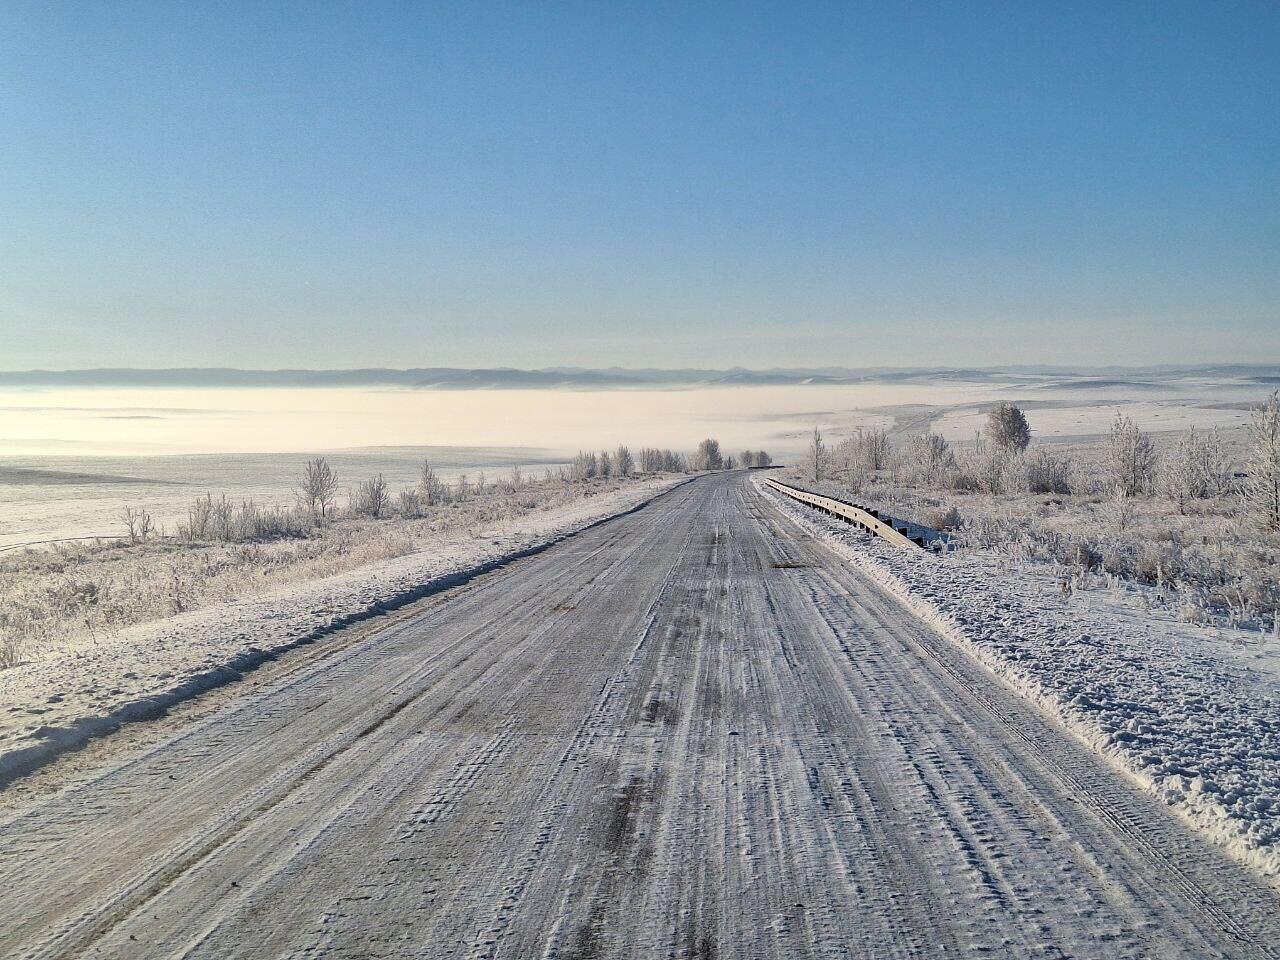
1;1;1277;369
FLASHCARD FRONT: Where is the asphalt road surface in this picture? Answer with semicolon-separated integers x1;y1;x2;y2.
2;472;1277;959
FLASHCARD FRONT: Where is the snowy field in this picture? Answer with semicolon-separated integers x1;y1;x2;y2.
0;474;687;787
0;446;569;548
1;369;1270;549
759;478;1280;886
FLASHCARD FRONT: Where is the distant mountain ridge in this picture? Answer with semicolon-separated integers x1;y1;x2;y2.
1;364;1277;389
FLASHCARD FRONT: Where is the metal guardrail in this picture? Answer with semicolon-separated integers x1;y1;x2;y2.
761;477;923;549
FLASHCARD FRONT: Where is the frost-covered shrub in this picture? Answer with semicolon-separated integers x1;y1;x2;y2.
354;475;391;518
615;445;634;476
2;468;665;658
178;494;314;543
1026;448;1072;494
1243;390;1280;531
1106;413;1157;497
787;425;1277;629
957;444;1017;494
923;505;961;531
904;433;955;486
571;451;598;481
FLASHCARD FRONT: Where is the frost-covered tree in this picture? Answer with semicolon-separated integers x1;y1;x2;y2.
419;460;447;505
754;450;772;468
831;436;866;491
740;450;756;468
1159;427;1226;514
986;403;1031;452
1106;413;1157;498
454;474;471;502
805;426;827;481
1243;390;1280;531
693;438;723;471
858;428;892;472
355;474;390;518
298;456;339;518
907;432;955;485
615;445;634;476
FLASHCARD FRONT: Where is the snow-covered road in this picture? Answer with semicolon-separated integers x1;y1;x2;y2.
0;472;1275;958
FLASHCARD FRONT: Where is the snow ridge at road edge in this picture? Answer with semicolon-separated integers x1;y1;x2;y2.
756;477;1280;888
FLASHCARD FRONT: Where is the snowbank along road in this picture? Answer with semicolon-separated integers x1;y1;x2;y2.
0;472;1277;959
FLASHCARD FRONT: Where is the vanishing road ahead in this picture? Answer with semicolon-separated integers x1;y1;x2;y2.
2;473;1277;959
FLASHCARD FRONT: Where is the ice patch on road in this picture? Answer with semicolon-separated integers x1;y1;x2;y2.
757;477;1280;886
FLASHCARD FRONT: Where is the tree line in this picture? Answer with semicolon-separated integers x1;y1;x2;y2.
800;392;1280;532
123;437;773;545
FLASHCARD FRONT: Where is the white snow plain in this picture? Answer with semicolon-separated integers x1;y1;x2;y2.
758;476;1280;886
0;475;689;788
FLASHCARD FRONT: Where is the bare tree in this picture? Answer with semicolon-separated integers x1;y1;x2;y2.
1243;390;1280;531
454;473;472;502
986;403;1031;452
615;445;634;476
298;456;339;518
121;505;154;544
805;427;827;481
740;450;756;468
1106;413;1157;498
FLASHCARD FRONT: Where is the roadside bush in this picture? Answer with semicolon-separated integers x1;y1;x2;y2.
923;505;961;530
1106;413;1157;497
1026;448;1072;494
354;475;391;518
1243;390;1280;531
2;466;670;662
